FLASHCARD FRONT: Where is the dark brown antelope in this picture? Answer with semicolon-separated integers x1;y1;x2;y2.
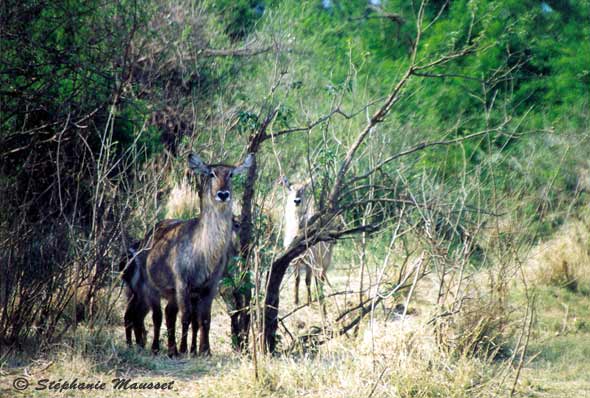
281;177;333;306
121;218;242;354
145;153;252;356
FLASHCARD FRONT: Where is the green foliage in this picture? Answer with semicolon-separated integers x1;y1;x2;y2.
208;0;265;41
221;258;255;295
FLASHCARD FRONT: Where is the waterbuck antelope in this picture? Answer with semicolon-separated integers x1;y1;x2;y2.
281;177;333;306
146;153;252;356
121;218;242;354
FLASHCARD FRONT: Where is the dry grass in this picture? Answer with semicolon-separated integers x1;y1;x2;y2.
0;311;506;398
4;211;589;397
11;216;588;397
0;262;517;398
165;177;200;219
528;219;590;291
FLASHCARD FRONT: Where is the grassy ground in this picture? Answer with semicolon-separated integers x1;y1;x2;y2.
516;216;590;397
0;278;506;398
517;286;590;397
2;223;590;397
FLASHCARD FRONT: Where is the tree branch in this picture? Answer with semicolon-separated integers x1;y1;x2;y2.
199;45;273;58
327;2;429;209
349;124;509;183
411;71;484;82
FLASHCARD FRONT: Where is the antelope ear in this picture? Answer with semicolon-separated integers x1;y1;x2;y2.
188;153;211;175
233;153;254;175
278;176;291;189
231;216;241;231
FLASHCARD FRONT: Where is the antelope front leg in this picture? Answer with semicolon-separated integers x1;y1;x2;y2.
190;297;199;355
164;301;178;357
315;275;327;317
305;265;313;305
197;298;213;356
294;265;301;305
177;290;192;355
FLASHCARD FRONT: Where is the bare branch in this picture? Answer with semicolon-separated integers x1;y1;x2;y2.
411;71;484;82
350;124;509;183
264;96;387;140
327;67;413;209
199;45;273;58
263;108;342;139
327;2;429;209
412;45;478;72
350;5;406;26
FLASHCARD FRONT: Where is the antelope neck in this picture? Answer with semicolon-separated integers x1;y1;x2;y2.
192;203;233;272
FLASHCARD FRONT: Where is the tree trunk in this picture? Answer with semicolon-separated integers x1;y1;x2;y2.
262;243;309;353
229;290;249;350
230;154;258;351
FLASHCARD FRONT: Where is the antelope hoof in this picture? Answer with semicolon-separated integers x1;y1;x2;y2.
198;349;211;357
167;347;179;358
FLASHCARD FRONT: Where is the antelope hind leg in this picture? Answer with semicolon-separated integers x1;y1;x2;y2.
151;303;162;354
124;304;134;347
164;301;179;357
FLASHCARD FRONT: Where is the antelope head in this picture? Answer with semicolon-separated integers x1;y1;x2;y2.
280;176;312;217
189;153;253;209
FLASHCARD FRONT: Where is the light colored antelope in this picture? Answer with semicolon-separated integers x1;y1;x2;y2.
143;153;252;356
281;176;333;306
